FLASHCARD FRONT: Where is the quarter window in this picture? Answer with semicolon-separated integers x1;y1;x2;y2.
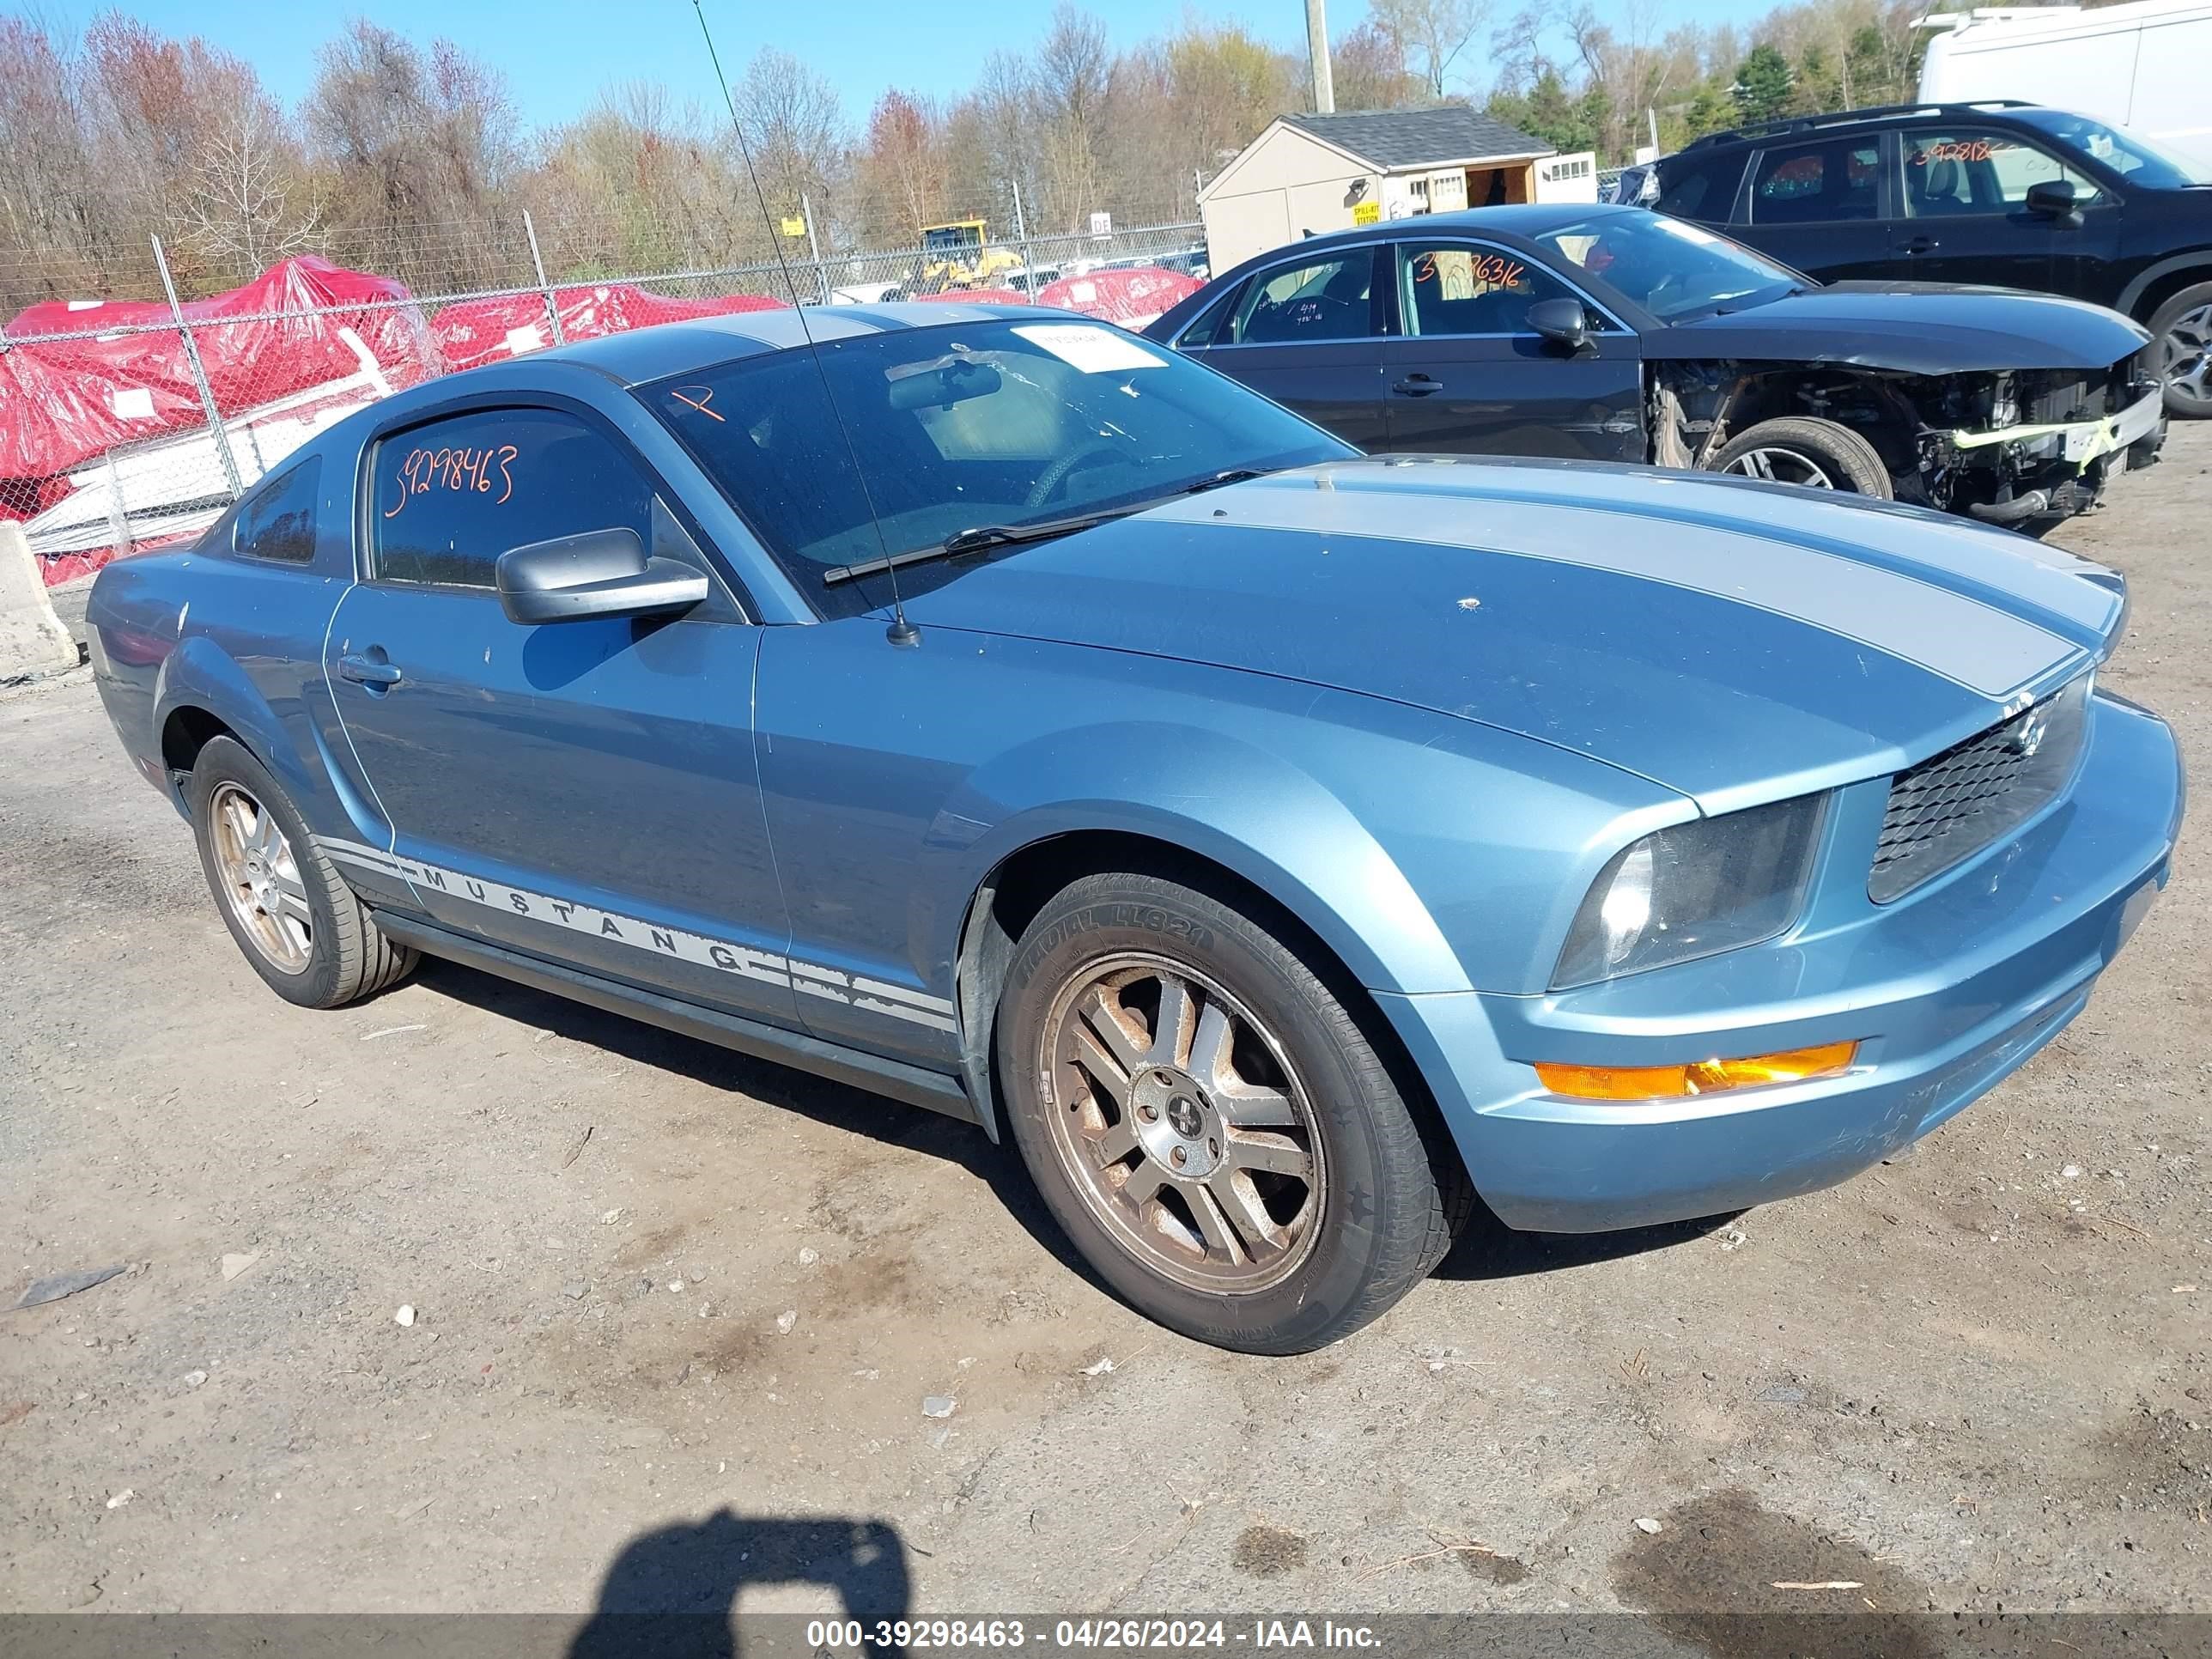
1654;151;1747;223
1748;140;1881;224
372;409;655;589
1903;129;2104;216
1225;253;1378;343
1398;243;1584;337
231;458;321;565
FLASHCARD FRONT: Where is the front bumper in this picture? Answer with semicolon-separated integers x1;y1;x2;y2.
1381;691;2184;1233
1955;387;2167;523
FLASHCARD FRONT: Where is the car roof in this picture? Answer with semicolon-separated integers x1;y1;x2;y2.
1671;100;2058;157
1280;203;1638;257
533;301;1053;387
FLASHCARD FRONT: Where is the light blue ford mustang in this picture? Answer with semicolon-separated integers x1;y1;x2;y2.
87;304;2184;1352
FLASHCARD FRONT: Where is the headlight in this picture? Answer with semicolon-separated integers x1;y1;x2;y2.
1553;795;1827;988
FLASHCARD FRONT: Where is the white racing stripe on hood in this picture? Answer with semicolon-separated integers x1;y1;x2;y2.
1150;481;2079;699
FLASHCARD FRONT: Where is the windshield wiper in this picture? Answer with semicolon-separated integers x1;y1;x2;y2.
1180;467;1267;495
819;468;1279;588
820;505;1137;588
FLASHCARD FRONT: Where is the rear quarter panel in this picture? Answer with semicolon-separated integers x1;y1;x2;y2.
87;442;359;837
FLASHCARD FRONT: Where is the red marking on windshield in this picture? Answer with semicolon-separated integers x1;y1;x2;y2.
670;386;725;422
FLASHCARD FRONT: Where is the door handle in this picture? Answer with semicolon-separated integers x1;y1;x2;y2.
1392;374;1445;397
337;652;402;688
1897;235;1938;254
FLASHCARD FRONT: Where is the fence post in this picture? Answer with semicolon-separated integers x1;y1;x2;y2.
523;211;567;346
151;234;243;501
1010;179;1041;303
801;192;828;303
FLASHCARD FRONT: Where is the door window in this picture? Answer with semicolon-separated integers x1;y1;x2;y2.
1902;130;2105;216
1225;252;1379;343
1397;243;1585;337
373;408;655;589
1747;139;1881;224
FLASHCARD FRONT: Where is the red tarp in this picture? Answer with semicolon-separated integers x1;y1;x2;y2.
431;285;790;373
1036;267;1203;326
2;256;436;483
908;289;1031;306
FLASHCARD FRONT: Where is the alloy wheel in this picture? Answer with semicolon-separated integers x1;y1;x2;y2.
1721;447;1835;488
1036;953;1324;1293
209;781;313;975
2160;302;2212;410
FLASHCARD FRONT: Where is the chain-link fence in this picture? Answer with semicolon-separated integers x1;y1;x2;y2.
1;207;1208;583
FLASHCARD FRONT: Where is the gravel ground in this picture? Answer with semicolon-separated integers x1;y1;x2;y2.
3;432;2208;1631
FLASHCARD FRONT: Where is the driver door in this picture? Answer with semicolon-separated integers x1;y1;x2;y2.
323;402;800;1031
1380;239;1644;461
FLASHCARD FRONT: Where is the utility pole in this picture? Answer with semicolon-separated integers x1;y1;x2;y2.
1306;0;1334;113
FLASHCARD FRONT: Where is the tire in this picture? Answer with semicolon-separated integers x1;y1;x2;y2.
995;870;1471;1354
187;735;416;1009
1708;416;1894;498
2147;281;2212;418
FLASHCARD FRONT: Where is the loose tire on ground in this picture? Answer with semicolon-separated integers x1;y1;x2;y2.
187;735;416;1009
2147;282;2212;419
1708;416;1893;498
996;869;1471;1354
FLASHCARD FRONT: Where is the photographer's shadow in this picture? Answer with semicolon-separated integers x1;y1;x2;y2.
570;1510;912;1659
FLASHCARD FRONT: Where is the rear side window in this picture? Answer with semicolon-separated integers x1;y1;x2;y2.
372;409;654;589
1655;151;1747;223
1748;140;1881;224
231;459;320;565
1226;252;1379;343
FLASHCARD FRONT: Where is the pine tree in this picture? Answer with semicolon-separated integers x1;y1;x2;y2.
1732;44;1794;125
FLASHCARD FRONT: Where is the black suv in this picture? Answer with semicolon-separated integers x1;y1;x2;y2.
1654;101;2212;416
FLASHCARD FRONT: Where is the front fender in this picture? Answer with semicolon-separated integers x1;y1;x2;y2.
930;719;1468;996
910;662;1688;999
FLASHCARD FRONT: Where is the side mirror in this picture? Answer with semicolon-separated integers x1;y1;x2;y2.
1527;296;1592;354
2025;178;2083;228
495;528;708;626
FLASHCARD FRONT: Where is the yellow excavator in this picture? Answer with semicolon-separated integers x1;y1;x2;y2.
912;220;1024;293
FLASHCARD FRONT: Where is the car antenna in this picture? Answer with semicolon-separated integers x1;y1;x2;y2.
693;0;921;647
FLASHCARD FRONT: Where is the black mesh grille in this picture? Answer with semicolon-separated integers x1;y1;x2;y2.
1869;676;2091;904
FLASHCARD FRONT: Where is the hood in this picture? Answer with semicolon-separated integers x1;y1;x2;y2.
901;457;2122;813
1650;283;2150;374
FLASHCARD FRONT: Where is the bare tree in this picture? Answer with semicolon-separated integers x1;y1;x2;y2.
179;97;324;275
1369;0;1492;98
307;22;523;287
1033;4;1110;229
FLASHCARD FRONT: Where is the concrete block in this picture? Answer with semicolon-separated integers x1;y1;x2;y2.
0;522;82;682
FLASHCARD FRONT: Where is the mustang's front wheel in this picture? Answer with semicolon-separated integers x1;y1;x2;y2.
997;871;1468;1353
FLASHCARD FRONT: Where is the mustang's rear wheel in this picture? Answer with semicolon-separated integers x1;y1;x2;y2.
997;870;1468;1353
2148;283;2212;418
1710;416;1893;498
188;736;416;1009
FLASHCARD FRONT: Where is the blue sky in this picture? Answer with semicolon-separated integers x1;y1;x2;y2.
70;0;1772;131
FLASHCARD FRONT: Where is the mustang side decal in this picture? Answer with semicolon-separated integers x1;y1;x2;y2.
319;837;956;1032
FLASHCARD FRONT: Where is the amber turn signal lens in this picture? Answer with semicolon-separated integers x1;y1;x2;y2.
1534;1040;1858;1102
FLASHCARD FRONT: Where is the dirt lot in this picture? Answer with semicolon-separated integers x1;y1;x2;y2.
3;431;2209;1632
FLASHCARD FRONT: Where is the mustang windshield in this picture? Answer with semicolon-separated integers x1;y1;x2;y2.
641;319;1349;617
1537;213;1804;322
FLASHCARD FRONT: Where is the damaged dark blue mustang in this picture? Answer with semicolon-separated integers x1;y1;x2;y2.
87;304;2183;1352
